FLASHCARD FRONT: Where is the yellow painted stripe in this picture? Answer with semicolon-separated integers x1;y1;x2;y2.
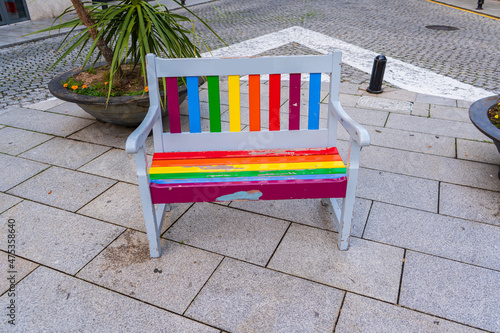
150;160;346;174
426;0;500;21
228;75;241;132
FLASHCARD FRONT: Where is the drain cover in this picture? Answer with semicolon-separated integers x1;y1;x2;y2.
425;25;459;31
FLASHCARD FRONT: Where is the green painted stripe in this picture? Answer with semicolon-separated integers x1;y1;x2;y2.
150;167;347;180
207;76;221;133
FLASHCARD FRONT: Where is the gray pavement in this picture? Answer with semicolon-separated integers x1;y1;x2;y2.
0;0;500;332
435;0;500;18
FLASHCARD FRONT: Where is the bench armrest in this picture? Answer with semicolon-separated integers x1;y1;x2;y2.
330;101;370;147
126;104;161;154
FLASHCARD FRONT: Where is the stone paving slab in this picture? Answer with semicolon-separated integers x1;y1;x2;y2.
339;82;360;95
457;99;473;109
185;258;343;333
364;202;500;271
365;88;417;102
339;93;361;107
415;94;457;107
268;224;404;303
439;183;500;226
46;101;96;119
411;102;431;117
357;168;439;212
77;182;192;233
0;193;21;214
77;229;223;315
0;201;124;274
356;96;413;114
0;107;95;137
0;127;52;155
457;138;500;165
400;251;500;332
165;203;289;266
344;106;389;127
0;153;48;191
26;98;65;111
229;197;371;237
365;125;456;157
0;251;38;295
360;145;500;192
336;292;484;333
386;112;490;142
20;137;110;169
8;166;116;212
429;104;470;122
68;122;154;154
0;266;219;332
78;148;148;184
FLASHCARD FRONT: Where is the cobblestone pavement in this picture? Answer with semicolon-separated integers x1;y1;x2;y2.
0;0;499;108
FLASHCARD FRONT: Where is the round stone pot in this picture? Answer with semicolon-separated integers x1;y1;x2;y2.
48;65;188;127
469;95;500;178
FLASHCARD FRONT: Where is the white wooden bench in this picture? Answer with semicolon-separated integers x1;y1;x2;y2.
126;51;370;257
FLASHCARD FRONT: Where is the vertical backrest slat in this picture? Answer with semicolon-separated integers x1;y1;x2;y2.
186;76;201;133
166;77;181;134
207;76;222;133
289;73;301;130
269;74;281;131
249;74;261;131
307;73;321;130
228;75;241;132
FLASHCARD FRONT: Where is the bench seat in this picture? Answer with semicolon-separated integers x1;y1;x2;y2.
149;147;347;203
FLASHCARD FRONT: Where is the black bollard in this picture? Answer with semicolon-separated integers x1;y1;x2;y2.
366;55;387;94
477;0;484;9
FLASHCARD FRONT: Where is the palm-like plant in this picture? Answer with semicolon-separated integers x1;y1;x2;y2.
36;0;221;97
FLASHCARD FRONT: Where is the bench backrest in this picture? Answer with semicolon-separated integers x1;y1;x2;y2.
146;51;342;153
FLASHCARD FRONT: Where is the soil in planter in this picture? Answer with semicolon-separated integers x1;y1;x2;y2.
64;64;147;97
488;101;500;129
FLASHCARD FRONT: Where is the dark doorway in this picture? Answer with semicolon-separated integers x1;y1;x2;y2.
0;0;29;26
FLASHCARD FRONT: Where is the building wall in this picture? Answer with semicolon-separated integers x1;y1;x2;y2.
26;0;73;21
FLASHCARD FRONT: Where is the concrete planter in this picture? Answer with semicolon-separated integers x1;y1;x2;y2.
48;65;188;127
469;95;500;178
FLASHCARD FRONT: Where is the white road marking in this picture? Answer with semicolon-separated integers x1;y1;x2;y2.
202;26;494;102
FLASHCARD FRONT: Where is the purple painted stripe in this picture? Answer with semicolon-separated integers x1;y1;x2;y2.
289;73;301;130
166;77;181;133
151;177;348;203
151;173;346;185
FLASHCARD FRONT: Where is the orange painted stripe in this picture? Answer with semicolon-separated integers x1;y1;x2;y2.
249;74;261;131
151;154;341;168
153;147;340;160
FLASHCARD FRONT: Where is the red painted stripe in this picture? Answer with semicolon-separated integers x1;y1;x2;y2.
153;147;339;160
151;154;341;168
249;75;261;132
150;177;347;203
289;73;301;130
166;77;181;133
269;74;281;131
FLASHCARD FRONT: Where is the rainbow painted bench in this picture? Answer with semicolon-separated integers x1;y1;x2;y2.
126;51;370;258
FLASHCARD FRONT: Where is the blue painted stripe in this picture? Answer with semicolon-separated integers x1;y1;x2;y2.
187;76;201;133
151;173;346;185
308;73;321;130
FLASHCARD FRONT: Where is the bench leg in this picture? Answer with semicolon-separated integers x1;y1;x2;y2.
338;139;361;251
135;146;162;257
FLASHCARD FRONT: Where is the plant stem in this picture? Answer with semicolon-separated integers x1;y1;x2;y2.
70;0;122;77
